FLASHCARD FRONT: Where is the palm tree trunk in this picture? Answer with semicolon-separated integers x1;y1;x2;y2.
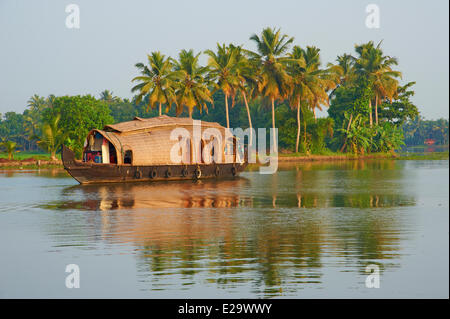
369;99;373;127
225;94;230;128
51;150;57;161
375;95;378;125
159;102;162;116
188;108;193;118
340;113;353;152
296;100;301;153
271;98;277;153
303;106;307;146
313;108;317;122
242;92;253;146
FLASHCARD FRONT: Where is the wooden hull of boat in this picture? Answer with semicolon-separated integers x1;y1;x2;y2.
62;145;247;184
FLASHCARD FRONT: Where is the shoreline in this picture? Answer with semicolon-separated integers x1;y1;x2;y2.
0;159;62;169
1;152;448;170
277;153;398;162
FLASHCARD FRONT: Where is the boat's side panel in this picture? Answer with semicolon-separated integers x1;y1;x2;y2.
65;162;247;184
63;143;247;184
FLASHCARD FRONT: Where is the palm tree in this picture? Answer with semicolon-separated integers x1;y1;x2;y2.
327;54;356;95
131;52;177;116
46;94;57;108
0;140;19;160
99;90;120;104
27;95;46;113
354;41;401;126
290;46;337;149
172;49;213;118
234;45;260;147
301;46;337;121
204;44;241;128
247;27;294;153
287;46;309;153
37;114;68;161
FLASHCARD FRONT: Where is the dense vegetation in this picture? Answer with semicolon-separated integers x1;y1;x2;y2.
0;28;448;159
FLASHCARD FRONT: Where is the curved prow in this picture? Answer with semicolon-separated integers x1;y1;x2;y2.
61;145;76;167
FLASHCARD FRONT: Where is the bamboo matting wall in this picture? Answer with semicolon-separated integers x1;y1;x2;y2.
89;116;236;165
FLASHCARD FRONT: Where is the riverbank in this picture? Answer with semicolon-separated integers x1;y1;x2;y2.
277;152;399;162
0;151;447;169
0;158;62;169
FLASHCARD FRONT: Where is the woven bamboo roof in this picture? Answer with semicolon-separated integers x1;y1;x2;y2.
104;115;224;133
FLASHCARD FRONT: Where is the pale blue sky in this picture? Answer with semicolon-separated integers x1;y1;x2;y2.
0;0;448;119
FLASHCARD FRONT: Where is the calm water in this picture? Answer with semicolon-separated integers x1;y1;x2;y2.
0;160;448;298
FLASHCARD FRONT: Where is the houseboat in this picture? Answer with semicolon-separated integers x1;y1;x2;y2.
62;115;248;184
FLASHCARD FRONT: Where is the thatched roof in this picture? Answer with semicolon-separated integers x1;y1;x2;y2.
104;115;223;133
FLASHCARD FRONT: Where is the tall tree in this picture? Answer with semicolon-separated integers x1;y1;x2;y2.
247;27;294;153
235;45;259;147
132;52;177;116
354;41;401;126
27;95;46;113
99;90;120;104
205;44;240;128
327;54;356;95
287;46;309;152
172;49;213;118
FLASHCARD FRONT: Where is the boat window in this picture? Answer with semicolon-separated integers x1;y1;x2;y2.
124;150;132;164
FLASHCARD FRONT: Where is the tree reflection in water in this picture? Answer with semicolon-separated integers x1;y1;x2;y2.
41;160;416;297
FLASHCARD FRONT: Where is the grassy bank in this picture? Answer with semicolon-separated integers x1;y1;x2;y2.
0;151;62;169
0;151;61;161
0;150;447;170
396;151;449;160
277;151;397;162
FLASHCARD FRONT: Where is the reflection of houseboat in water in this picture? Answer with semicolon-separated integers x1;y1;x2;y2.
62;115;247;184
64;178;251;210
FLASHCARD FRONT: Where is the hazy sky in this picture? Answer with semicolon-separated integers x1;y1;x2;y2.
0;0;448;119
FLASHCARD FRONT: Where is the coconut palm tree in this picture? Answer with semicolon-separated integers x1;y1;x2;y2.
287;46;309;153
301;46;337;121
204;44;241;128
37;114;68;161
0;140;19;160
99;90;120;104
354;41;401;126
247;27;294;153
172;49;213;118
132;52;177;116
327;54;356;94
290;46;337;149
234;45;260;147
27;95;46;113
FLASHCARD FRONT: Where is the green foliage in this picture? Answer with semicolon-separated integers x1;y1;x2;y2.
403;117;449;146
372;123;405;152
42;95;113;157
0;140;19;160
36;114;69;160
1;31;440;159
336;114;373;154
